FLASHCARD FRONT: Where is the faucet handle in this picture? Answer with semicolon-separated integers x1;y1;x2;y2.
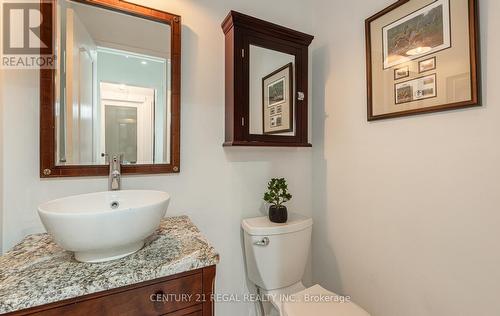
112;153;124;163
101;153;109;164
102;153;124;164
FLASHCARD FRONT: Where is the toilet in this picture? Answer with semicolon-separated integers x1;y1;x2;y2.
242;213;370;316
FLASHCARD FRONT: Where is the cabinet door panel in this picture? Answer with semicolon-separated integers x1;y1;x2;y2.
28;273;202;316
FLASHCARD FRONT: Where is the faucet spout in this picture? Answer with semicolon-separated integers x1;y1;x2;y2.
108;154;123;191
110;171;120;190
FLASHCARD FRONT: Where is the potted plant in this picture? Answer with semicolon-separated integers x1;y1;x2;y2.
263;178;292;223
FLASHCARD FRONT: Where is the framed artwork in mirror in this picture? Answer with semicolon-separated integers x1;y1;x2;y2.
365;0;480;121
262;63;293;134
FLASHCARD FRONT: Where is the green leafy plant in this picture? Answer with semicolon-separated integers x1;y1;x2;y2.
263;178;292;206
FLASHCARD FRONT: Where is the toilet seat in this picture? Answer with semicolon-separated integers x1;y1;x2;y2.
282;285;370;316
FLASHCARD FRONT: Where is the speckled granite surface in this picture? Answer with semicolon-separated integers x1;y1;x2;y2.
0;216;219;314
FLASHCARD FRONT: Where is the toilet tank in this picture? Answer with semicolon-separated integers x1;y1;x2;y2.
242;213;312;291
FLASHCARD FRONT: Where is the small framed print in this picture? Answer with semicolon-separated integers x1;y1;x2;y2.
419;57;436;73
366;0;481;120
270;114;283;128
262;63;293;134
395;74;437;104
268;78;285;107
394;66;410;80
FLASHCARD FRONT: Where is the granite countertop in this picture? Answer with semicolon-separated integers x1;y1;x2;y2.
0;216;219;314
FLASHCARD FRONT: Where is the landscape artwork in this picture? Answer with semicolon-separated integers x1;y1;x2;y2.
383;0;450;69
267;78;285;107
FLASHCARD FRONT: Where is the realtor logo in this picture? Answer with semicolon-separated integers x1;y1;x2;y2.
2;1;55;69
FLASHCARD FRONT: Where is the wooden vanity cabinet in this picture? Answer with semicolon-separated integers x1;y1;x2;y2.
7;266;216;316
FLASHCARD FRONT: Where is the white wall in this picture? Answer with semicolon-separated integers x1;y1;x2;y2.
311;0;500;315
0;1;313;315
65;8;96;164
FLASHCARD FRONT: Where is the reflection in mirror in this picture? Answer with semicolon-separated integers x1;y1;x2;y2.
55;0;171;165
249;45;295;136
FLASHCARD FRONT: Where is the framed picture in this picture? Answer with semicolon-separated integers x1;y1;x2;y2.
382;0;450;69
365;0;480;121
395;74;437;104
262;63;293;134
419;57;436;73
394;66;410;80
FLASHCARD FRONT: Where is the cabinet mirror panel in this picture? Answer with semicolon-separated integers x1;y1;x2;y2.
40;0;181;177
249;45;296;136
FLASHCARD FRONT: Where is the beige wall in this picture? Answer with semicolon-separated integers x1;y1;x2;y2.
311;0;500;315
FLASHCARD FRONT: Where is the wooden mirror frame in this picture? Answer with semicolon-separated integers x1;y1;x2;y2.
40;0;181;178
221;11;314;147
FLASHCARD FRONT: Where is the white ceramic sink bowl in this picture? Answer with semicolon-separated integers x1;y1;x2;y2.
38;190;170;263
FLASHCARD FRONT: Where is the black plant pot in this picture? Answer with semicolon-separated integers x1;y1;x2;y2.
269;205;288;223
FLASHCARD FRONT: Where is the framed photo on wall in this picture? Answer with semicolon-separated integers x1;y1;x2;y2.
419;57;436;73
394;66;410;80
365;0;480;121
262;63;293;134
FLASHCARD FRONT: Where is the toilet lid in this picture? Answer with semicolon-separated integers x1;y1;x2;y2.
283;285;370;316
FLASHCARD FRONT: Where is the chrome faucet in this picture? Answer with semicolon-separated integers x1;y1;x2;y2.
108;154;123;191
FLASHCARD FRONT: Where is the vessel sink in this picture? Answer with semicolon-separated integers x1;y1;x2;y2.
38;190;170;263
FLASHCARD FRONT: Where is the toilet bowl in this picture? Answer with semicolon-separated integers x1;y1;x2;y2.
242;214;370;316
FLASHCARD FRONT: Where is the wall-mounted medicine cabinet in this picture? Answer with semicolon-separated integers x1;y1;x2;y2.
221;11;314;147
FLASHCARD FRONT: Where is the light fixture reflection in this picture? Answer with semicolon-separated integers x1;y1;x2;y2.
406;46;431;56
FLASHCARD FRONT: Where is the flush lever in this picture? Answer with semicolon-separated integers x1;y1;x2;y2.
254;237;270;247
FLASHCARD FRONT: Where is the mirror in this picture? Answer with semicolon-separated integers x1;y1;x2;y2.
249;45;295;136
40;0;181;177
56;0;170;165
